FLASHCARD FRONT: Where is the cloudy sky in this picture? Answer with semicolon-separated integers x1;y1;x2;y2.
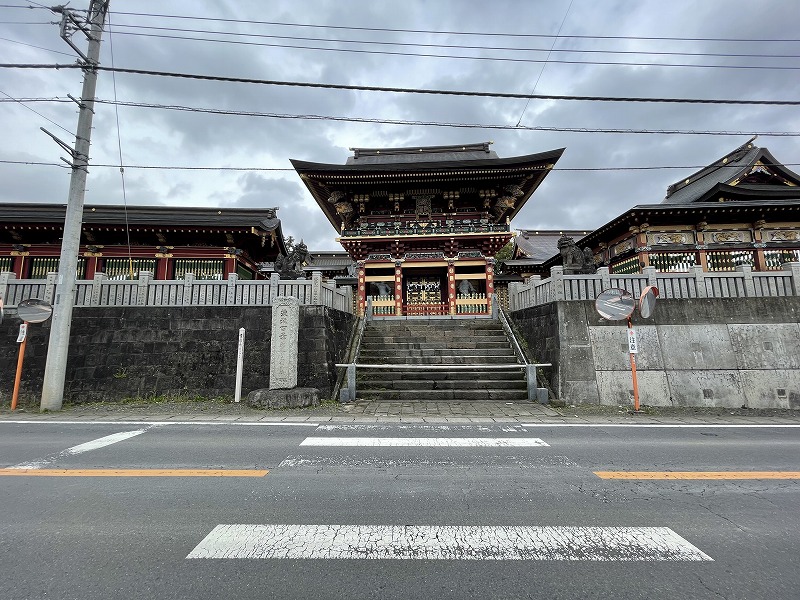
1;0;798;250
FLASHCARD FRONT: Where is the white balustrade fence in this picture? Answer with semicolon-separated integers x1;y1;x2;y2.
508;263;800;311
0;270;353;313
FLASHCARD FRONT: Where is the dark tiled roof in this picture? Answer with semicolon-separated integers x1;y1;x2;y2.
663;142;759;205
661;139;800;205
346;142;497;165
0;202;280;228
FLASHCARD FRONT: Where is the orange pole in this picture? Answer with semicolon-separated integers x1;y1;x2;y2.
628;318;640;412
11;323;28;411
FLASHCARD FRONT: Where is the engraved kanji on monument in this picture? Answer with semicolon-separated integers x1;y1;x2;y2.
269;296;300;389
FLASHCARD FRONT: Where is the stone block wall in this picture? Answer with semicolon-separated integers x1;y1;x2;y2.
0;306;354;405
510;297;800;409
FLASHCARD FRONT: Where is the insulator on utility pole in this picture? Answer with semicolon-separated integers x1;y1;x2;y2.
40;0;110;412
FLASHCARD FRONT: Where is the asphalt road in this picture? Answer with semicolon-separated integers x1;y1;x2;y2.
1;421;798;599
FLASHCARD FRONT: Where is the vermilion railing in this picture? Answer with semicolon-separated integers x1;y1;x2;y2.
403;302;449;316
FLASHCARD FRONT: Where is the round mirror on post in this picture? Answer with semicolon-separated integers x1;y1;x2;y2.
594;288;635;321
639;286;659;319
17;298;53;324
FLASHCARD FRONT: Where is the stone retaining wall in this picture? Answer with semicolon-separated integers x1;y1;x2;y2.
510;297;800;409
0;306;354;405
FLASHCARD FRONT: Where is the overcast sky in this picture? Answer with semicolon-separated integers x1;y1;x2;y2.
1;0;798;250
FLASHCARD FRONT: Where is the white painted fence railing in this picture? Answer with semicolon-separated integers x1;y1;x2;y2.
0;270;353;313
508;263;800;311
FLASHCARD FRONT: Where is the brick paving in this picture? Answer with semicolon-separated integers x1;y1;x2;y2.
2;398;799;424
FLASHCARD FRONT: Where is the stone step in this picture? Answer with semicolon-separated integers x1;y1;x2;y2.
354;355;519;365
357;389;529;401
364;328;505;337
358;379;526;391
361;335;510;348
358;370;524;381
359;347;516;359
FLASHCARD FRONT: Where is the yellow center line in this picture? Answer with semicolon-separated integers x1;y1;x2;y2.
594;471;800;480
0;469;269;477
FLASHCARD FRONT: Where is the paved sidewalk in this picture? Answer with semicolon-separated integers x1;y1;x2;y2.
2;398;799;424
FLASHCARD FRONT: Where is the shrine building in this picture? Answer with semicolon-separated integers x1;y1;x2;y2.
508;139;800;276
0;204;286;280
292;142;563;316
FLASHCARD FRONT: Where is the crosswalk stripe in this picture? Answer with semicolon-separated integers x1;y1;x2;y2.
595;471;800;480
299;437;549;447
186;525;712;561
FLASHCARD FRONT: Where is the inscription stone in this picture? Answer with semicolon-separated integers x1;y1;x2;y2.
270;296;300;389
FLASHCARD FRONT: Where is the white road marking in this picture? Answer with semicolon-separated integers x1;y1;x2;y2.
278;454;579;469
0;421;319;427
300;437;549;447
9;428;152;470
187;524;713;561
317;424;524;432
521;423;800;428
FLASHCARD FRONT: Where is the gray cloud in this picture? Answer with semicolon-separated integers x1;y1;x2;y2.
1;0;798;252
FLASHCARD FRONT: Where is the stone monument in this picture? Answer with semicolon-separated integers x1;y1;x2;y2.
246;295;320;409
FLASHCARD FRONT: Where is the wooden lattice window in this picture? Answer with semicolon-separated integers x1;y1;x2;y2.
610;256;641;274
648;252;697;272
763;249;800;270
102;258;157;280
174;258;224;280
706;250;754;272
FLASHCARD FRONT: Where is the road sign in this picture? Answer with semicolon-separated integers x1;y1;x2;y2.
17;323;28;343
628;328;638;354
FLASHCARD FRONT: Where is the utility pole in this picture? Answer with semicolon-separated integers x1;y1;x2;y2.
41;1;110;411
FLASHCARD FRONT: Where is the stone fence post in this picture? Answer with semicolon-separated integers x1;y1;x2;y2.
691;265;707;298
182;272;195;306
596;266;611;291
311;271;322;305
0;271;16;303
226;272;238;305
783;262;800;296
341;285;353;314
90;272;107;306
735;264;755;297
550;266;565;301
269;272;280;304
643;265;658;288
137;271;152;306
44;271;58;305
508;282;519;312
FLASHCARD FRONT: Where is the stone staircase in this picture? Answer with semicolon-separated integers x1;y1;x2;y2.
356;319;527;401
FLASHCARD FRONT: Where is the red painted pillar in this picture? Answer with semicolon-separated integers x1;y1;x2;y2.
485;258;495;315
394;260;403;316
447;260;457;315
357;261;366;317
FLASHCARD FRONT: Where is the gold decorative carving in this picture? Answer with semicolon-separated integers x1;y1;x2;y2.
770;230;800;242
613;239;634;256
651;232;689;245
711;231;746;244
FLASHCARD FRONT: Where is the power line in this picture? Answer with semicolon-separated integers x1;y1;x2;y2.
4;96;798;137
0;35;77;57
103;23;800;59
4;158;799;173
3;63;799;105
0;89;74;135
91;99;800;138
108;11;800;44
101;30;799;70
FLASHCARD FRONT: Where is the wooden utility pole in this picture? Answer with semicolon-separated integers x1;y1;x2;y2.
41;1;110;411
